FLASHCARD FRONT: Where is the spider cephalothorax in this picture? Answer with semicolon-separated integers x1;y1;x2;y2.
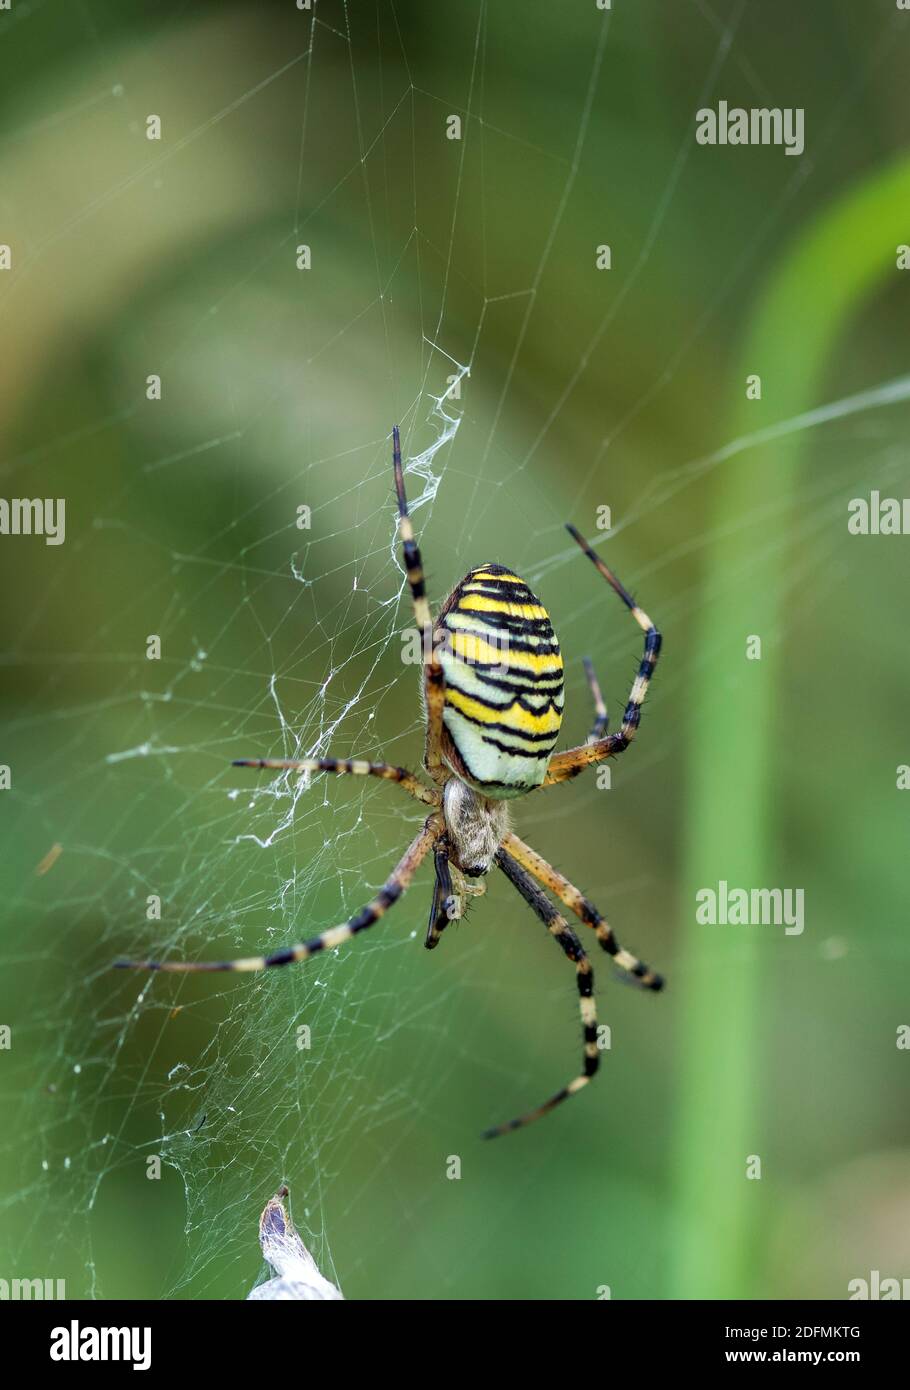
117;425;665;1140
441;776;510;878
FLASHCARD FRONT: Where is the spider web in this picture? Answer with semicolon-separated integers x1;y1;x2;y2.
2;0;910;1301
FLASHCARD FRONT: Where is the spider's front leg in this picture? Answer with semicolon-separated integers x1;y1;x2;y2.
116;814;443;973
502;831;664;990
425;838;455;949
483;848;601;1139
425;847;486;951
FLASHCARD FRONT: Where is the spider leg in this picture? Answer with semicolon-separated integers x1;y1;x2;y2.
393;424;447;784
232;757;440;807
544;526;661;786
582;656;609;743
425;838;455;949
115;815;442;973
482;847;599;1139
502;832;664;990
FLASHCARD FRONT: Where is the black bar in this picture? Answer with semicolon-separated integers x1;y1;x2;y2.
7;1298;906;1374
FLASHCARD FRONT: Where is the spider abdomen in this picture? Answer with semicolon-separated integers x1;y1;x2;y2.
435;564;564;799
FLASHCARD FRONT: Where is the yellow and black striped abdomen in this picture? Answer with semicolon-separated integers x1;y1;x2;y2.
436;565;564;798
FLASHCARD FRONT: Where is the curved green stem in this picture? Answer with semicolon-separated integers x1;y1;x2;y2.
670;155;910;1299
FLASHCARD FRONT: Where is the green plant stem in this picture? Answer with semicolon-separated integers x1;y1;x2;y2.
670;155;910;1299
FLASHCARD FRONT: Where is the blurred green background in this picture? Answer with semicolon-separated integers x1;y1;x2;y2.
1;0;909;1301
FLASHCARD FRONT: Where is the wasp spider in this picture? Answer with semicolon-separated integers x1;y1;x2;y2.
117;428;665;1138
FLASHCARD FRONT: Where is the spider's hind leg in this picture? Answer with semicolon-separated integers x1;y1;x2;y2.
392;425;447;785
544;526;661;786
583;657;609;743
